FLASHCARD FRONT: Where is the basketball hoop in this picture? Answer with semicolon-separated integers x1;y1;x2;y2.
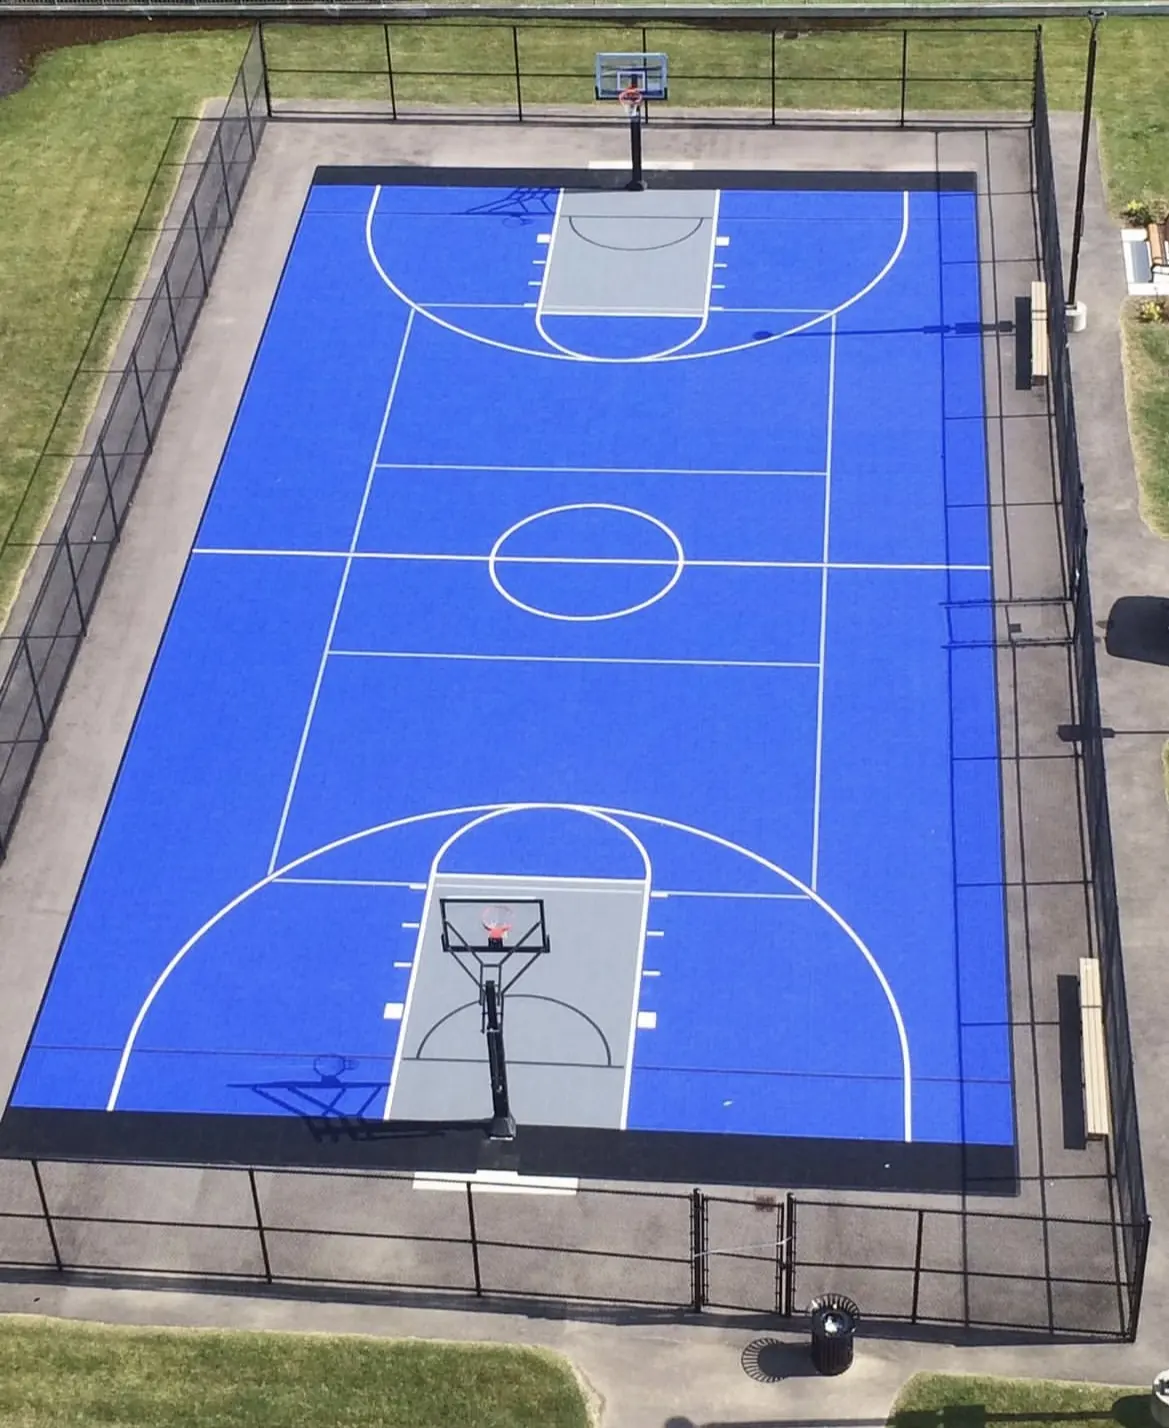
481;904;514;947
618;83;644;118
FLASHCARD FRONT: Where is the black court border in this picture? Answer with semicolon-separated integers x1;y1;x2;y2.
0;1107;1016;1193
0;161;1012;1198
313;164;978;192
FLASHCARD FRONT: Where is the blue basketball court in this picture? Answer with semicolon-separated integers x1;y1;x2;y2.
6;168;1014;1186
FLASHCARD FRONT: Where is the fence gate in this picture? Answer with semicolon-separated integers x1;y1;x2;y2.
699;1190;793;1315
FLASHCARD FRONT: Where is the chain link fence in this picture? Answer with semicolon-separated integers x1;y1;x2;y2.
1032;31;1150;1338
0;1157;1140;1336
0;17;1148;1344
0;24;267;857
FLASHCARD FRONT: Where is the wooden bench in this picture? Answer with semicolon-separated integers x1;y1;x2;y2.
1079;956;1110;1140
1030;280;1049;384
1148;221;1168;273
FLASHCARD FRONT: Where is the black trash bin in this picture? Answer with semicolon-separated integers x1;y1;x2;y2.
808;1294;859;1375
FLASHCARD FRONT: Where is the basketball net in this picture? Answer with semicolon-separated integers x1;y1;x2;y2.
619;84;644;118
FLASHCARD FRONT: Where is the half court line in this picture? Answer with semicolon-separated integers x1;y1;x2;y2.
192;548;990;574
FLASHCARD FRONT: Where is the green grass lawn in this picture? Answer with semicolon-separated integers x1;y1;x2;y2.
890;1372;1153;1428
0;29;247;604
4;15;1169;614
0;1317;591;1428
1120;312;1169;538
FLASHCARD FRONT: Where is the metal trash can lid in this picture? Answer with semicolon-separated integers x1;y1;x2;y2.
809;1294;860;1333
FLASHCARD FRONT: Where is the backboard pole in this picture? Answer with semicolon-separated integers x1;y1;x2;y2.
483;979;517;1140
628;107;646;191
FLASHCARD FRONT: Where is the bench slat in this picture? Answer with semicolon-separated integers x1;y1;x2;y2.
1030;280;1049;383
1079;956;1110;1139
1148;221;1167;271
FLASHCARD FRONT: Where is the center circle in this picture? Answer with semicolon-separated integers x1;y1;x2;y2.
487;503;685;622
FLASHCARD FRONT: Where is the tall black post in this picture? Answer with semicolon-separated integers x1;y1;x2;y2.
627;108;645;192
483;979;516;1140
1067;11;1103;311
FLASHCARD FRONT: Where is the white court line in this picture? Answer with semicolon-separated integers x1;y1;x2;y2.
652;889;812;901
810;314;838;895
192;547;988;574
381;807;653;1130
264;308;416;876
329;651;820;671
107;800;912;1140
533;308;720;319
435;871;644;887
413;1170;578;1195
366;185;910;365
275;876;423;890
534;190;721;361
415;302;829;313
373;461;825;477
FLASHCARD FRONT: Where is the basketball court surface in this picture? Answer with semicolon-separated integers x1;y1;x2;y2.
2;166;1015;1190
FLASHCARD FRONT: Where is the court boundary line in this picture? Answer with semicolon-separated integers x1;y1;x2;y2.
364;186;911;364
265;308;416;876
105;802;913;1142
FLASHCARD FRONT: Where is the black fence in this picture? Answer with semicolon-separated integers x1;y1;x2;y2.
258;18;1039;126
0;1157;1144;1337
0;17;1148;1345
0;25;267;857
1032;32;1150;1336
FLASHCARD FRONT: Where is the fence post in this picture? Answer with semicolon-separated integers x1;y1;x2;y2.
899;30;909;127
770;28;777;126
240;27;259;157
690;1188;705;1312
1066;11;1103;309
910;1207;925;1322
512;27;523;123
465;1181;483;1295
257;24;273;117
384;25;398;120
782;1193;796;1316
30;1161;63;1273
247;1168;273;1283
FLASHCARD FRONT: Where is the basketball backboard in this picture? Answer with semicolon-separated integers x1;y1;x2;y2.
594;51;669;101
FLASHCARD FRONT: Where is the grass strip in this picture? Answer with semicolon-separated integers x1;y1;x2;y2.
0;1316;591;1428
1120;310;1169;538
890;1373;1153;1428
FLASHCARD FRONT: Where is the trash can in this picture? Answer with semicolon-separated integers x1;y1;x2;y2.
1151;1370;1169;1427
809;1294;859;1376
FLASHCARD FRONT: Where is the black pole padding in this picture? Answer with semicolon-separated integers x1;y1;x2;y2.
627;109;646;192
1067;11;1103;310
484;979;516;1140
